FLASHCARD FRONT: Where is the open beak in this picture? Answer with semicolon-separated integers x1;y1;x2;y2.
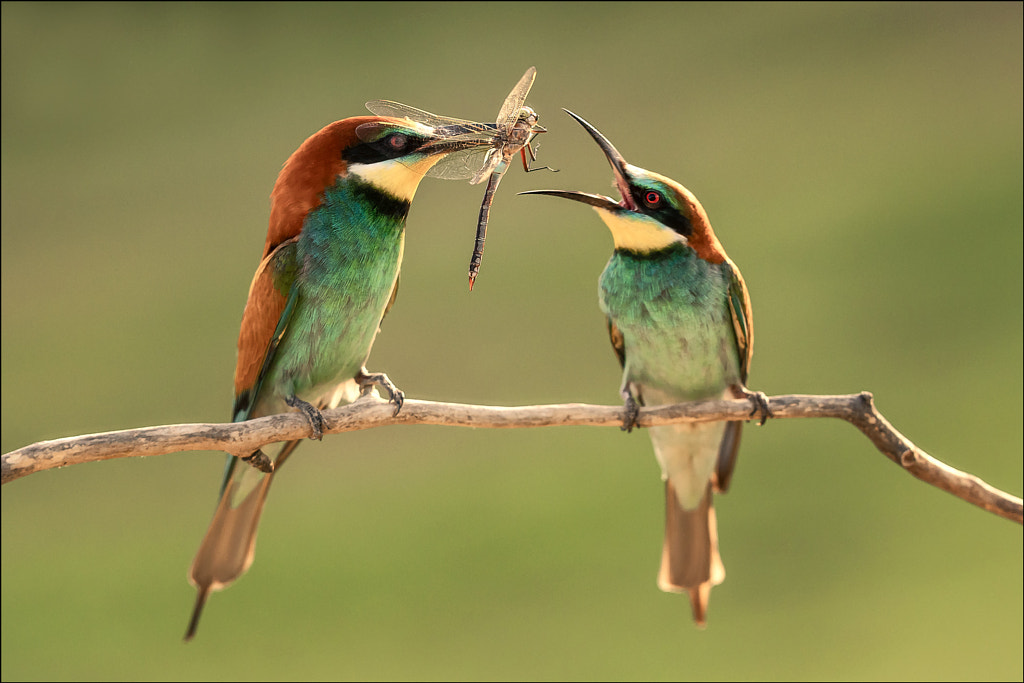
519;109;633;212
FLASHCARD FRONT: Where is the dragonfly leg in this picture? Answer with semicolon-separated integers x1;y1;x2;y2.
522;143;558;174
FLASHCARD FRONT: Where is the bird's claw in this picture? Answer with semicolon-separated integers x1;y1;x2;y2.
286;394;326;440
388;388;405;417
742;390;773;426
241;449;274;474
357;370;404;417
621;395;640;433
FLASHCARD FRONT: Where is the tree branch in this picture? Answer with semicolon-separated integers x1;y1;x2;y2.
2;392;1020;524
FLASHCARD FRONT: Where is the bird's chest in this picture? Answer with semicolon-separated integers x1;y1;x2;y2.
299;203;404;307
277;188;406;395
599;247;740;399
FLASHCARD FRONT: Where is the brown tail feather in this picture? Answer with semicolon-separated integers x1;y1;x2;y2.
184;440;300;640
657;480;724;627
184;587;210;641
713;421;742;493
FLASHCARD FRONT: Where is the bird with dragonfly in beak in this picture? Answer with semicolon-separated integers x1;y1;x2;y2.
185;110;512;641
367;66;555;290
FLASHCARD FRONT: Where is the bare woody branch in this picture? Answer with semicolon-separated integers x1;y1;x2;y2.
2;392;1020;524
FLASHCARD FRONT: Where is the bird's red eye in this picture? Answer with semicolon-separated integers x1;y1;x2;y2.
644;191;661;207
389;134;407;150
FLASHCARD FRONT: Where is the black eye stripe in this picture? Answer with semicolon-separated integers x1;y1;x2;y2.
631;185;693;237
343;132;426;165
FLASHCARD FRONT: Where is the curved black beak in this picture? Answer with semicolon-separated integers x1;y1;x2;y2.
518;188;620;209
519;109;634;211
561;109;632;202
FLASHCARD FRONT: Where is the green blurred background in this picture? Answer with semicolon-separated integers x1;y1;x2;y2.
2;2;1021;680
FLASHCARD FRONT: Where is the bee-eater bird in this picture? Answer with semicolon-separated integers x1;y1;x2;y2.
185;115;488;640
522;110;769;626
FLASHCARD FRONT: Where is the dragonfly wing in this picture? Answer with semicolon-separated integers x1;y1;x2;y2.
495;67;536;133
469;148;506;185
364;100;480;128
364;93;530;183
427;145;494;181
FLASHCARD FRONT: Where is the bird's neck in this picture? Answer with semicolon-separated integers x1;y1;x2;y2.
602;242;727;309
594;207;685;253
612;240;692;264
349;156;437;203
299;175;409;278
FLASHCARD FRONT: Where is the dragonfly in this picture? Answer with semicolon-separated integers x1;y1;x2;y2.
365;66;555;290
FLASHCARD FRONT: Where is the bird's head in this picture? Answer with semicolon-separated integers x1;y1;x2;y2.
521;110;726;263
264;116;489;256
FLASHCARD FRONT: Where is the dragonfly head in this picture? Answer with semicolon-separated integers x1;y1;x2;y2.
517;106;546;134
519;109;631;212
